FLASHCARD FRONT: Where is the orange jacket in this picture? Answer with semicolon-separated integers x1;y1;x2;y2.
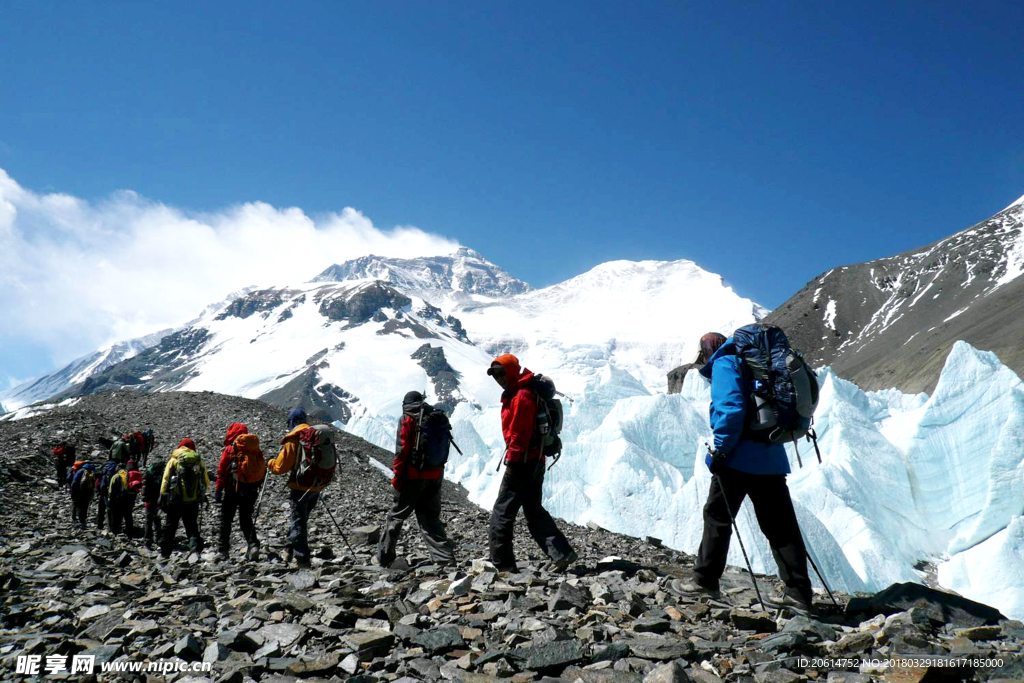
267;423;328;492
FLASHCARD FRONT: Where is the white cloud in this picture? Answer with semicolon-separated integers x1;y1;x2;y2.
0;168;460;375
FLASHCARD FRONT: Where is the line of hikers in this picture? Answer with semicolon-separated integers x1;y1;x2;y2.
56;323;823;611
61;409;340;566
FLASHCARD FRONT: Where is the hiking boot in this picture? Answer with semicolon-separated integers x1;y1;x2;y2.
295;555;312;569
246;543;259;561
494;563;519;574
284;547;294;565
668;578;722;600
770;586;813;613
553;550;579;572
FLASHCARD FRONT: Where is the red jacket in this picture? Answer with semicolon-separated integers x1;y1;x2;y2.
215;422;249;492
494;355;543;464
391;413;444;486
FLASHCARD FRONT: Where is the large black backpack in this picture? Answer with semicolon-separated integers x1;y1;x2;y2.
413;407;454;469
527;374;564;458
732;324;819;446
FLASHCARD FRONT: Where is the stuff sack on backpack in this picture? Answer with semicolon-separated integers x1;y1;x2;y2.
415;408;453;469
232;433;267;485
295;425;337;488
126;469;144;495
170;450;204;503
732;323;819;444
527;374;564;456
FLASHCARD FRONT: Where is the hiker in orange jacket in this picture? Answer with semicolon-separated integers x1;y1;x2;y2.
266;407;324;568
487;354;577;573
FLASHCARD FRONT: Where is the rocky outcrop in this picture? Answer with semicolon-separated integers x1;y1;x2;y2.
258;366;358;425
318;282;412;326
215;289;290;321
412;345;463;412
2;391;1021;683
667;363;701;395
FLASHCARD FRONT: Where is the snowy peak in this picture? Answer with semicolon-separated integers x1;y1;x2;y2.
767;195;1024;392
312;247;531;299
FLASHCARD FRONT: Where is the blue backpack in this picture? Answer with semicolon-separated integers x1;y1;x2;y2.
732;324;820;450
98;461;123;499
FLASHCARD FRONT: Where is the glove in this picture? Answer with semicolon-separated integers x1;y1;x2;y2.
144;502;152;510
215;489;223;504
708;448;729;475
391;476;403;491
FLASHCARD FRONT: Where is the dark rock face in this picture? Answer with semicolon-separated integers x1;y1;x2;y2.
73;327;213;396
318;282;412;325
765;199;1024;393
258;366;357;425
215;289;289;321
411;344;463;412
667;362;701;395
846;582;1007;628
2;391;1021;682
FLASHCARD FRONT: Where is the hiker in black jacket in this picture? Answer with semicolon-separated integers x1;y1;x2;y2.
142;456;165;548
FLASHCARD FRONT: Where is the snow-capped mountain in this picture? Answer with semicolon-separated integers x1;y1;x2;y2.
767;195;1024;392
313;246;531;300
0;328;172;411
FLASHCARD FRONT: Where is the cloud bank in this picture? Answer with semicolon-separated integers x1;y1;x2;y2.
0;168;460;378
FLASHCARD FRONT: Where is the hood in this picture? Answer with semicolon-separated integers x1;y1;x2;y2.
178;438;196;451
699;338;737;380
224;423;248;447
490;353;534;389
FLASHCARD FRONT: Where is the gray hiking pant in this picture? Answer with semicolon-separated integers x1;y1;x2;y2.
288;489;319;561
377;478;456;567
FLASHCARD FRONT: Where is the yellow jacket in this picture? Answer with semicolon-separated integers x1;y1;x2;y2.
160;447;211;500
267;424;328;492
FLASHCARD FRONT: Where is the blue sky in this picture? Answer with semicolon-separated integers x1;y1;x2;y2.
1;1;1023;386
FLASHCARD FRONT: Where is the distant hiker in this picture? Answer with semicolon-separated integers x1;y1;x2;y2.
108;460;143;537
110;434;132;465
684;328;814;610
266;407;333;568
143;454;167;549
667;332;727;394
159;438;210;559
53;442;74;489
96;456;124;531
141;428;155;466
69;463;97;529
215;423;266;561
486;354;577;572
377;391;457;569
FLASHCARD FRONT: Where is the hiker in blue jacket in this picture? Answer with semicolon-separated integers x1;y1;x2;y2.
677;336;813;610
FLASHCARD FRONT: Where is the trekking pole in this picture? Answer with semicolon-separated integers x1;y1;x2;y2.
707;445;764;607
807;429;823;465
449;437;464;456
252;474;270;525
800;529;839;608
791;438;803;468
317;486;356;556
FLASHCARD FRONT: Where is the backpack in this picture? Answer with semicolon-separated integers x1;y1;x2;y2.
231;433;267;486
72;465;96;495
144;460;166;502
65;443;76;460
294;425;338;488
169;450;204;503
527;374;564;458
98;461;122;499
53;445;66;461
110;438;131;464
731;323;820;445
126;469;144;495
125;432;145;458
412;407;454;469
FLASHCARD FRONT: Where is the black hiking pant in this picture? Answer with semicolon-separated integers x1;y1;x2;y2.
145;503;162;546
71;494;91;527
288;489;319;561
695;468;812;599
96;495;107;530
489;460;574;569
161;503;202;557
378;478;456;568
219;485;260;553
57;463;67;488
108;495;137;537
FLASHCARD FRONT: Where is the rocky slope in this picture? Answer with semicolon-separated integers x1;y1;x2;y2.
2;392;1022;682
766;196;1024;393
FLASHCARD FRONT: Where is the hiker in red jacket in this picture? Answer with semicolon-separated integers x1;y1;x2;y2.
215;422;266;561
487;354;576;572
376;391;457;569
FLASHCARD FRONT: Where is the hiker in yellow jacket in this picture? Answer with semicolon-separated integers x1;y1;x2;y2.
266;408;326;568
159;438;210;559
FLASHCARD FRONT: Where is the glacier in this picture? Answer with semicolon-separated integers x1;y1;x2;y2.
345;340;1024;619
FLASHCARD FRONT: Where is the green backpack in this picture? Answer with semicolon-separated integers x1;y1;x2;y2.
169;450;204;504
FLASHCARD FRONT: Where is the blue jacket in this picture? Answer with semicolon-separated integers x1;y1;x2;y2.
699;339;790;475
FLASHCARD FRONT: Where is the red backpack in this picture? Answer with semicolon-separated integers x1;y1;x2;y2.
294;425;338;488
126;470;144;494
